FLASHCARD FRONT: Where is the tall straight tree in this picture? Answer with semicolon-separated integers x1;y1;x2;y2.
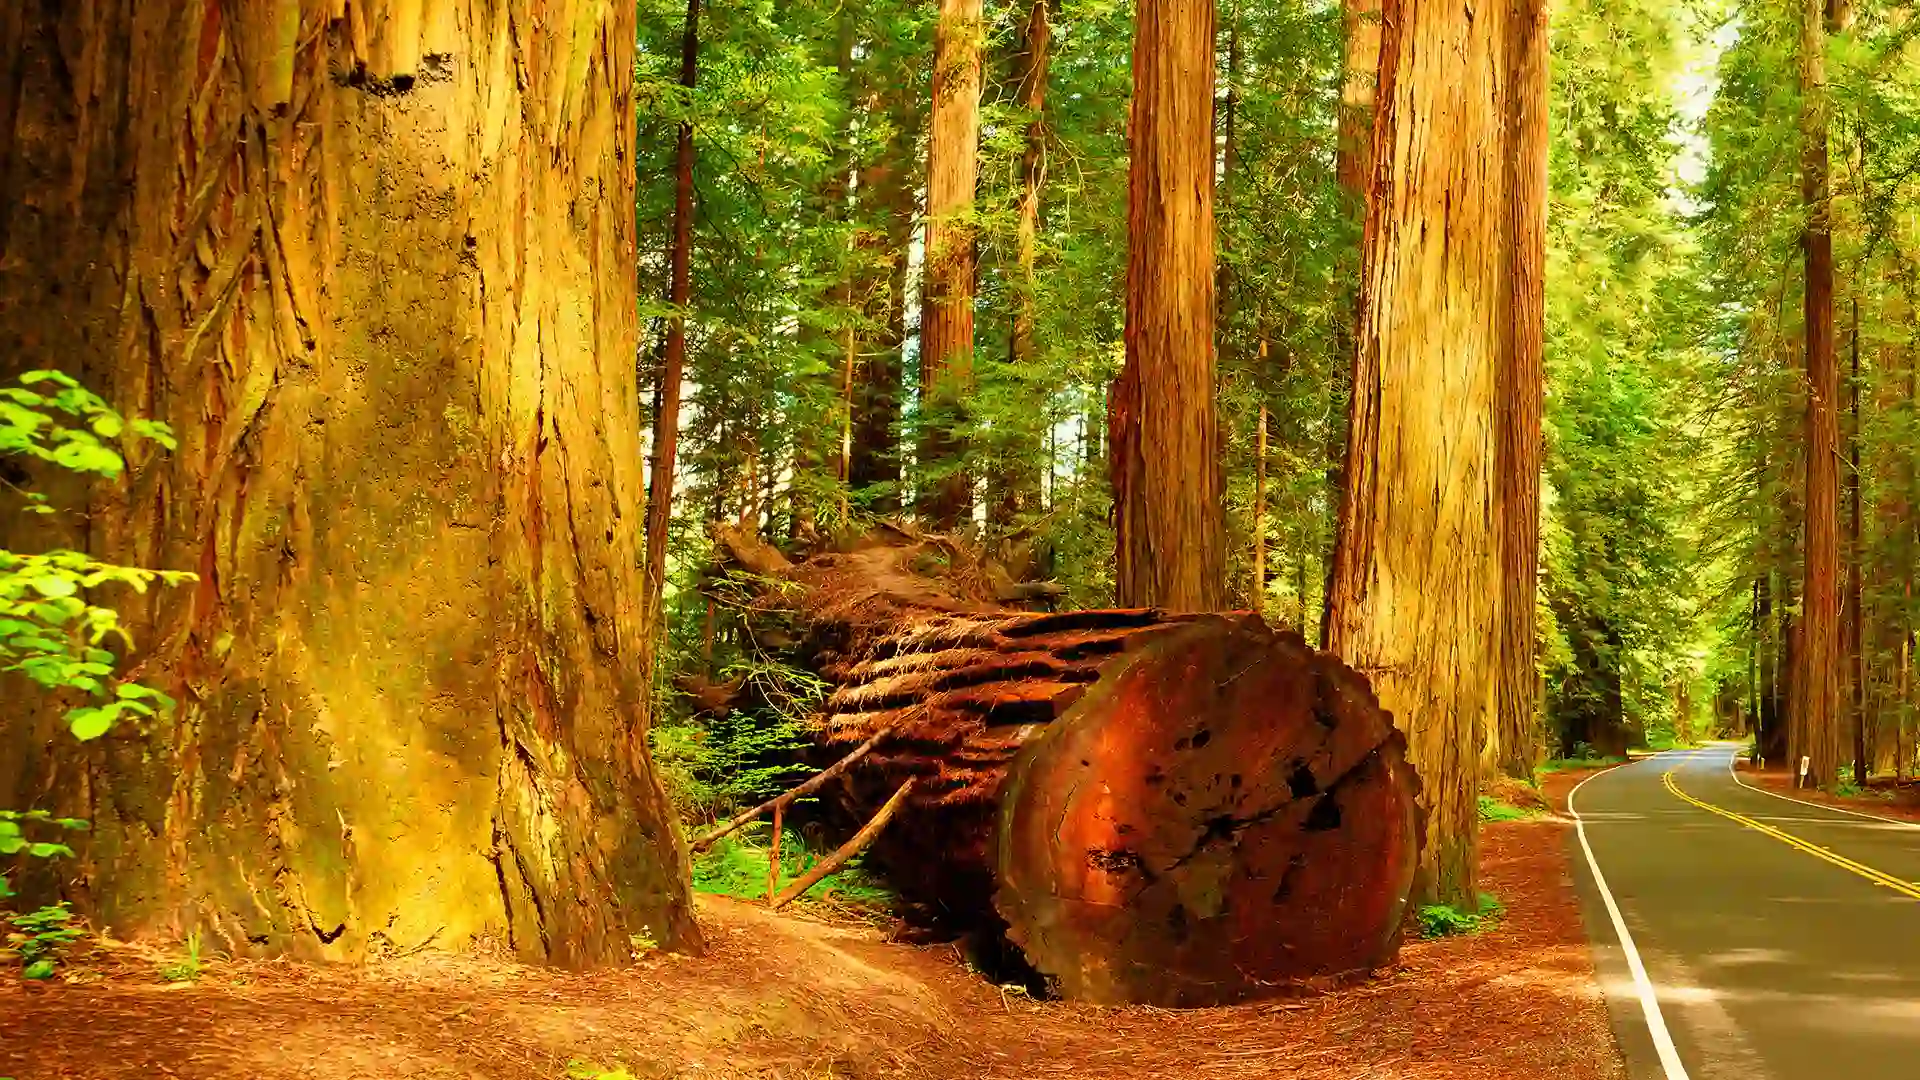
1322;0;1382;643
0;0;698;959
1493;0;1549;780
918;0;985;528
1796;0;1843;788
1327;0;1509;905
642;0;702;700
1109;0;1226;611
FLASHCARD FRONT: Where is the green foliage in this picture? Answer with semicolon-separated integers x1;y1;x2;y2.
1477;796;1537;823
1639;730;1697;752
158;931;203;983
0;370;175;490
1535;754;1629;779
5;902;82;980
1;370;189;982
1;371;192;742
0;810;85;902
648;620;827;823
1417;893;1505;939
692;828;895;909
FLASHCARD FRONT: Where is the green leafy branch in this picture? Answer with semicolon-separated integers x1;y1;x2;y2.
1;370;191;980
0;549;188;739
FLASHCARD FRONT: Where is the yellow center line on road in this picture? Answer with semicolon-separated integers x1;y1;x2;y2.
1661;768;1920;902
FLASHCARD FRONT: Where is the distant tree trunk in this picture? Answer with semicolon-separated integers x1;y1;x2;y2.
643;0;703;697
1326;0;1508;907
1849;295;1866;784
1748;578;1761;737
990;0;1052;528
1797;0;1842;790
0;0;698;961
1253;403;1269;617
1322;0;1384;644
1758;572;1785;762
849;76;921;512
1492;0;1548;781
918;0;985;529
1110;0;1226;611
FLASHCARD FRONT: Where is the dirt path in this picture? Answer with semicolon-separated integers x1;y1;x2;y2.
1;813;1624;1080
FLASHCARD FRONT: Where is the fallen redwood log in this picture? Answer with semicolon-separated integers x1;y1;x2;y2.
708;522;1423;1007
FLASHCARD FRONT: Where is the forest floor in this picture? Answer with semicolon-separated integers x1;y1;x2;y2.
1735;760;1920;824
0;774;1625;1080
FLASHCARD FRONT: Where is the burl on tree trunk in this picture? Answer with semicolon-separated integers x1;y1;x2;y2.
710;523;1423;1007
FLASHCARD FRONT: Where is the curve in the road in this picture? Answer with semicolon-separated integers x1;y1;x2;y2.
1662;767;1920;901
1570;744;1920;1080
1728;759;1920;830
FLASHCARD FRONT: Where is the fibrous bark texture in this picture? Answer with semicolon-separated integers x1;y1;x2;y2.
1326;0;1508;907
1493;0;1548;781
1110;0;1226;611
0;0;698;963
917;0;983;529
711;524;1421;1008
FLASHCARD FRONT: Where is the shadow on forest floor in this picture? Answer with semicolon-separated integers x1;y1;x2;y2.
0;809;1623;1080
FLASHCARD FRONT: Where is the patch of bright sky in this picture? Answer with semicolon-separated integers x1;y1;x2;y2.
1666;9;1744;214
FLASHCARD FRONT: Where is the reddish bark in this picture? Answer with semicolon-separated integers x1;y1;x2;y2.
1111;0;1226;610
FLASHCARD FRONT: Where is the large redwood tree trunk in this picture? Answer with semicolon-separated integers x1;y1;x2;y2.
1493;0;1548;781
0;1;698;963
1797;0;1842;789
1326;0;1509;907
1110;0;1226;611
917;0;984;529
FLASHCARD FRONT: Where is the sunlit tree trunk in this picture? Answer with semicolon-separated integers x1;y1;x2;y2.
1110;0;1225;611
1322;0;1383;644
0;0;699;961
1797;0;1843;789
918;0;984;529
1326;0;1509;906
1253;403;1269;618
1492;0;1548;781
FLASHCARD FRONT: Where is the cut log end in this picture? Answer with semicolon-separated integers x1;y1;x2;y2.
993;618;1421;1007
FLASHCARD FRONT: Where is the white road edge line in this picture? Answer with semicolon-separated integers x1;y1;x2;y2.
1568;754;1692;1080
1723;747;1920;829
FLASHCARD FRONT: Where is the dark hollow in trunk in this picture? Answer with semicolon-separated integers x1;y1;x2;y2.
710;523;1423;1007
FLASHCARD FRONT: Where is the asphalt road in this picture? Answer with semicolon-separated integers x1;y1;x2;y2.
1569;744;1920;1080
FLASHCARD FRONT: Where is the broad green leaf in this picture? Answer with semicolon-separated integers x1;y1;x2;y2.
66;707;114;741
28;576;76;599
